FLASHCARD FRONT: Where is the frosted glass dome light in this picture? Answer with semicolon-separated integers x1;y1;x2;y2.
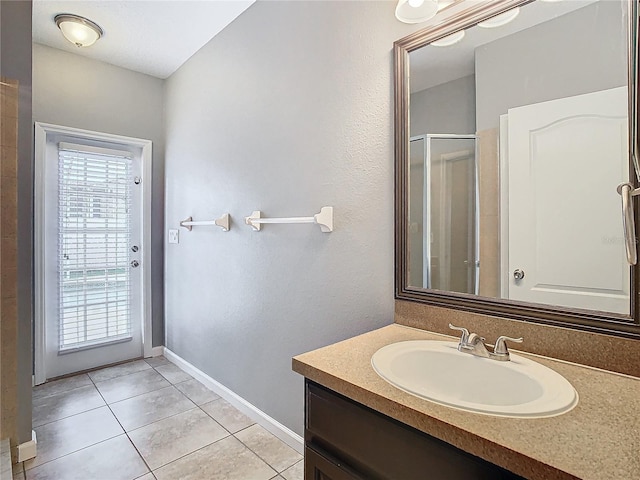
430;30;465;47
55;14;103;48
395;0;439;24
477;8;520;28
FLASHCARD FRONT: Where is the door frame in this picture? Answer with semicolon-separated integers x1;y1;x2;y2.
34;122;153;384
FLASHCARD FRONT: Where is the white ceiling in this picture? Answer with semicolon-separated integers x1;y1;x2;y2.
32;0;255;79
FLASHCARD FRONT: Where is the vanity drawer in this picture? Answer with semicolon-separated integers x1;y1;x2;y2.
305;380;523;480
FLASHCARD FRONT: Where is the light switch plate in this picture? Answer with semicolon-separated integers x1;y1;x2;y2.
168;229;179;244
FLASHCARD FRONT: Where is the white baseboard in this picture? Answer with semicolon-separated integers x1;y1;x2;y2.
148;346;165;358
163;348;303;454
17;431;37;462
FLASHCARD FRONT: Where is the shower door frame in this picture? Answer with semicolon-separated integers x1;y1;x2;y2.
414;133;479;294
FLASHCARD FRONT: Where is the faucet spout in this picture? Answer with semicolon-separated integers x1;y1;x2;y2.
459;333;491;358
449;325;523;362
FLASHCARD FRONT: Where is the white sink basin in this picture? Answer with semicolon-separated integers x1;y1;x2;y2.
371;340;578;418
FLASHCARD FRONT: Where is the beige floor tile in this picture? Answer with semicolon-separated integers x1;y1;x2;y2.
144;356;169;368
32;385;105;427
174;379;220;405
135;474;155;480
236;425;302;472
110;386;195;431
32;375;92;401
153;436;276;480
281;460;303;480
154;363;192;384
13;473;25;480
129;408;228;470
201;399;254;433
95;369;170;404
25;435;148;480
26;406;123;470
88;360;151;383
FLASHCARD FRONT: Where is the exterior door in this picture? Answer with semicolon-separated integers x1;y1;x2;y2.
506;87;629;314
38;126;147;379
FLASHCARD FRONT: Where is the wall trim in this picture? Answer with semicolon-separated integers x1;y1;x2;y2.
163;348;303;454
16;431;36;462
149;346;165;358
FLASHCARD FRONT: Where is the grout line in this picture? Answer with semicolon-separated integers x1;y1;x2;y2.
23;433;129;473
147;431;233;474
232;426;301;474
92;374;154;475
31;403;105;430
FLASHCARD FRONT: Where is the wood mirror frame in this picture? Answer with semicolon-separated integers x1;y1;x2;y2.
394;0;640;338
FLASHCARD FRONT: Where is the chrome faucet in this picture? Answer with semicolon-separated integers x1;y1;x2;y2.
449;324;523;362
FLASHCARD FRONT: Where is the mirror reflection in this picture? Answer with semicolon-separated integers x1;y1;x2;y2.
407;0;630;315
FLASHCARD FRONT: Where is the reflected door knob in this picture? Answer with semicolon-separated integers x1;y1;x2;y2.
513;269;525;280
130;260;140;268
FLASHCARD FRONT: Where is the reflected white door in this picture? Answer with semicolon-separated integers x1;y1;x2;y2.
507;86;629;314
40;131;145;379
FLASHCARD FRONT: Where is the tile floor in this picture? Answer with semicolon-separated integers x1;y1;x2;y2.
14;357;303;480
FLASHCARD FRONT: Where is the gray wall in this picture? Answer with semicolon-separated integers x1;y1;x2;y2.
164;1;420;435
475;1;627;130
410;75;476;136
32;43;165;346
1;0;34;446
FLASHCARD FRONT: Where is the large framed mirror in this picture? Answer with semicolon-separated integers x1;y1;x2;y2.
394;0;640;337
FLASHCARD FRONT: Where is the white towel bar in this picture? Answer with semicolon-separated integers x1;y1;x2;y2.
180;213;230;232
245;206;333;233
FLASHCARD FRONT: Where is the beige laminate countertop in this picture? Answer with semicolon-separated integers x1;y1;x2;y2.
292;324;640;480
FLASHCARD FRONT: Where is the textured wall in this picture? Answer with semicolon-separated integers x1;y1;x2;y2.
0;0;33;448
32;43;166;347
164;1;420;435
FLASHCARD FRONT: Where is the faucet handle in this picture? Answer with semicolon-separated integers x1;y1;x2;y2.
449;324;470;344
494;336;523;356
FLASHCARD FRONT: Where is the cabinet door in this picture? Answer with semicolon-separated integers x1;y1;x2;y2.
305;446;363;480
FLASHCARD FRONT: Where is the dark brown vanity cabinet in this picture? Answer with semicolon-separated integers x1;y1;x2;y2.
304;380;525;480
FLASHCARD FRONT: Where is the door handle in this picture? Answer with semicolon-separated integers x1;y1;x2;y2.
130;260;140;268
513;269;525;281
617;182;638;265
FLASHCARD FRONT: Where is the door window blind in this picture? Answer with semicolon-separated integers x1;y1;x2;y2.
58;144;133;351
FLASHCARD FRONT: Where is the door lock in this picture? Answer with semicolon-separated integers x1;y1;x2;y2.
131;245;139;252
130;260;140;268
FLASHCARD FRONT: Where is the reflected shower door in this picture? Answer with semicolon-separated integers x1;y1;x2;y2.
408;134;478;294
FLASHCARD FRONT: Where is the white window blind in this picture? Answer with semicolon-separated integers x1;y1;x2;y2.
58;143;133;352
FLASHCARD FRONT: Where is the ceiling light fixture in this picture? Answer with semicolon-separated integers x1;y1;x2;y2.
430;30;465;47
395;0;439;24
477;7;520;28
55;14;103;48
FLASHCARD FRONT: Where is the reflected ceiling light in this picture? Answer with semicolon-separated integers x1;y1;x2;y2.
395;0;439;24
430;30;465;47
55;14;103;47
477;7;520;28
437;0;455;11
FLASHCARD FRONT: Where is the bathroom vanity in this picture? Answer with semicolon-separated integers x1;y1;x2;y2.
304;380;522;479
293;324;640;480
